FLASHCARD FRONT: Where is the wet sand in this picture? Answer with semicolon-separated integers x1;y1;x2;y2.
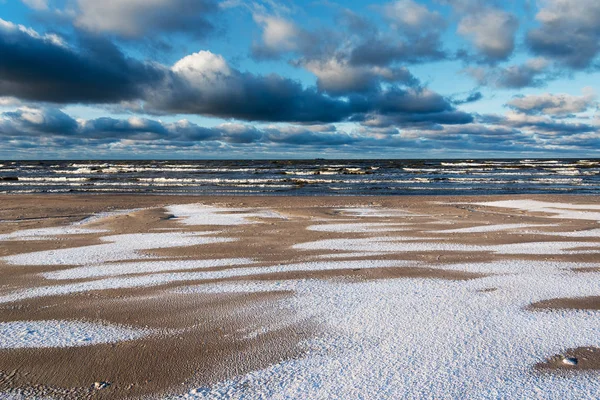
1;194;600;398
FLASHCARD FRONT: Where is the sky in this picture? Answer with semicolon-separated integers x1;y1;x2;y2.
0;0;599;159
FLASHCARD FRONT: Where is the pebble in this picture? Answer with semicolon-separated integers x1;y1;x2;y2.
562;357;578;366
94;381;110;390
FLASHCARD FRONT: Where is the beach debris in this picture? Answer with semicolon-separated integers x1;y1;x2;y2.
93;381;110;390
561;356;578;366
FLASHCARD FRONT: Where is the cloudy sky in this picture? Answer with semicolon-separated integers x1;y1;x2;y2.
1;0;599;159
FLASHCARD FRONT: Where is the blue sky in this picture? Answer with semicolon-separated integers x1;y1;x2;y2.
0;0;599;159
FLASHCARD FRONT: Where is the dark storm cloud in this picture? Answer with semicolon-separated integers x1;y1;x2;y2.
145;51;469;125
0;20;472;128
0;22;165;103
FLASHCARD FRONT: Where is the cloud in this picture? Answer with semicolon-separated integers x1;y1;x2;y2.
506;88;597;116
464;58;550;89
251;15;307;59
265;125;358;146
526;0;600;69
452;91;484;105
457;7;519;63
1;107;77;136
20;0;48;10
71;0;219;39
347;34;447;67
145;50;359;123
303;58;418;95
480;111;598;135
146;50;468;125
0;20;471;127
3;106;600;156
382;0;445;35
0;19;164;103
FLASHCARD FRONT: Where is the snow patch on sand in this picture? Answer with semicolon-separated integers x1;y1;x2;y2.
433;223;552;234
176;260;600;399
474;200;600;222
0;227;106;241
307;223;409;233
166;204;286;226
174;281;300;295
336;207;418;218
527;228;600;238
294;237;600;255
0;320;149;349
43;258;256;280
3;232;232;266
0;260;417;304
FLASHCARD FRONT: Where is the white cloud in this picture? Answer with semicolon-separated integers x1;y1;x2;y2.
254;14;300;53
457;8;519;62
383;0;444;34
304;58;415;95
507;87;597;116
72;0;216;38
172;50;232;89
20;0;48;10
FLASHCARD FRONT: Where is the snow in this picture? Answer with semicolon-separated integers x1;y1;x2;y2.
336;207;417;218
43;258;256;280
0;208;144;241
174;259;600;399
3;232;233;266
294;237;600;255
433;223;552;234
0;320;149;349
527;228;600;238
474;200;600;222
0;260;417;304
307;223;409;233
166;204;286;225
0;227;106;241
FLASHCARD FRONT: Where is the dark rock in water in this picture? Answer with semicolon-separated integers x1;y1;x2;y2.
1;176;18;181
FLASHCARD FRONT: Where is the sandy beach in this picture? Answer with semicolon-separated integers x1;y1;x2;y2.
1;194;600;399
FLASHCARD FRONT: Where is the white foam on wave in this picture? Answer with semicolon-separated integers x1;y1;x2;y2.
175;260;600;399
294;237;600;255
307;223;409;233
43;258;256;280
0;260;416;304
3;232;232;266
166;204;287;226
0;320;149;349
474;200;600;222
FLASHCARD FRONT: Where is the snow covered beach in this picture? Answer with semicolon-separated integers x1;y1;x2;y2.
1;195;600;399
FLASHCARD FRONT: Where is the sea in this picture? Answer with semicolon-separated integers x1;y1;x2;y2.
1;159;599;196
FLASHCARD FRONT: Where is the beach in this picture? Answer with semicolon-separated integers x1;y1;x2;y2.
1;194;600;399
